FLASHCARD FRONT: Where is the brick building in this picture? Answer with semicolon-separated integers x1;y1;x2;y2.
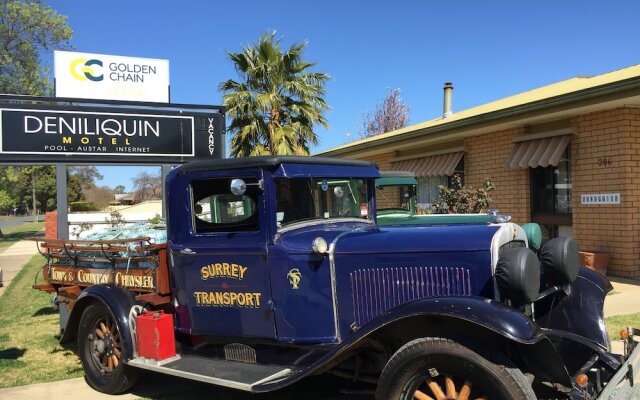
319;65;640;278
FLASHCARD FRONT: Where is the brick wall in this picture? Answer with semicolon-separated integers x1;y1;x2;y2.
464;128;530;224
44;210;57;239
572;108;640;277
363;151;396;171
376;186;403;209
358;141;531;223
350;108;640;277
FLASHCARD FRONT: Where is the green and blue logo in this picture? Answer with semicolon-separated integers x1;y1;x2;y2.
70;58;103;81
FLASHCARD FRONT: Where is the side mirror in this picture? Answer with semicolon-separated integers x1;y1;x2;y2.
230;179;247;196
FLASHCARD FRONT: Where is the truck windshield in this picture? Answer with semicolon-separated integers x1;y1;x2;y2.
275;178;370;226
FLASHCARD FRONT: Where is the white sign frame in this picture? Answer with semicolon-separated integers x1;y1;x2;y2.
54;51;169;103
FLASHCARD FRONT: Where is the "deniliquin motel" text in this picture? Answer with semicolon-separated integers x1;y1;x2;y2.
23;115;161;137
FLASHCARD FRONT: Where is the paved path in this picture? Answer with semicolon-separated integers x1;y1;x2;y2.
605;277;640;317
0;374;212;400
0;239;40;297
0;377;138;400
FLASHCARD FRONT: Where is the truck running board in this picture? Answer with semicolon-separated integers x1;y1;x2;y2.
127;355;296;392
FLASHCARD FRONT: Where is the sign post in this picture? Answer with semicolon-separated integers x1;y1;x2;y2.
55;164;69;239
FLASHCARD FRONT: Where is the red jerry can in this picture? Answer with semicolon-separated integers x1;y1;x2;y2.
136;311;176;360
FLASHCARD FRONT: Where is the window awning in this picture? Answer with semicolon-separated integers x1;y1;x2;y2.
390;152;464;177
507;135;571;169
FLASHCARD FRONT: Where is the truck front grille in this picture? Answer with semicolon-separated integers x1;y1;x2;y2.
350;267;472;327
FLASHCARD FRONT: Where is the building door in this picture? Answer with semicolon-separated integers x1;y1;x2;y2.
530;148;572;240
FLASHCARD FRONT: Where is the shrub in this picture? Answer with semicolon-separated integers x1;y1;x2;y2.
69;201;101;212
431;175;495;214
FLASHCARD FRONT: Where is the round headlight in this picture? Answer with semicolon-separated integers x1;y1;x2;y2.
312;237;328;255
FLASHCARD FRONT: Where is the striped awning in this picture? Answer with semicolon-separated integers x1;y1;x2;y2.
390;152;464;177
507;135;571;169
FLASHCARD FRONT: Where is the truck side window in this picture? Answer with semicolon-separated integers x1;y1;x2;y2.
191;177;259;233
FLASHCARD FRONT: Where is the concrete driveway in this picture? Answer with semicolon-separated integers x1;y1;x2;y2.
0;239;39;296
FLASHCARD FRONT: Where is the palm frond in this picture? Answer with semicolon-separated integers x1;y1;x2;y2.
220;32;330;155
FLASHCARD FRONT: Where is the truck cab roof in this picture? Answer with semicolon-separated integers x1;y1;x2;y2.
178;156;377;174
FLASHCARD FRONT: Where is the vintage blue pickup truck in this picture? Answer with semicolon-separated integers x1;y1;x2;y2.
33;156;640;400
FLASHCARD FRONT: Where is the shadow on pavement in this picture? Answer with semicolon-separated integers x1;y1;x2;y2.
127;371;376;400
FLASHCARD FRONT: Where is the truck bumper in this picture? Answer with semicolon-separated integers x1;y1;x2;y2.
597;333;640;399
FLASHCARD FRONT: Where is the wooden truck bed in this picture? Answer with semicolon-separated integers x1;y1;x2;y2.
31;237;172;308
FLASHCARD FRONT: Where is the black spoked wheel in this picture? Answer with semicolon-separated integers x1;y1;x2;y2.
376;337;535;400
78;303;138;394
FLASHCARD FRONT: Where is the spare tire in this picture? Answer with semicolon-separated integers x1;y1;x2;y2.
496;247;540;305
539;237;579;285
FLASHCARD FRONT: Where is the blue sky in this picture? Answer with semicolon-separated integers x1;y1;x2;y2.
45;0;640;191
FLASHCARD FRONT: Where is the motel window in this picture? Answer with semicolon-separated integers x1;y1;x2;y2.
530;148;572;240
417;158;464;213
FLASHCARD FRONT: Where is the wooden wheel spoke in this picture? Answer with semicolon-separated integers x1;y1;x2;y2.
107;354;114;371
95;328;104;338
427;379;446;400
113;347;121;357
414;389;435;400
458;380;472;400
474;397;487;400
100;322;109;335
445;375;456;398
111;354;119;367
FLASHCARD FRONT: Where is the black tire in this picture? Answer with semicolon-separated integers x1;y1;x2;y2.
376;337;535;400
78;303;138;394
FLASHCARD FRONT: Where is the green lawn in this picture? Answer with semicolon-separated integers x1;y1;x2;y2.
606;313;640;343
0;222;44;250
0;254;83;388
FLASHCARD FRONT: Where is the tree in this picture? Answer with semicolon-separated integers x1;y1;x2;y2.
132;171;161;203
83;186;116;209
68;166;103;189
220;32;330;156
360;88;410;138
114;185;126;195
0;166;56;223
431;175;496;214
0;190;12;214
0;0;73;95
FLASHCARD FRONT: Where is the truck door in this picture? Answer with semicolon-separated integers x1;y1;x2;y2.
169;174;275;339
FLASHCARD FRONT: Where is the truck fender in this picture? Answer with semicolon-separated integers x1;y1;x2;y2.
59;285;136;360
351;296;572;387
256;296;572;393
360;296;540;342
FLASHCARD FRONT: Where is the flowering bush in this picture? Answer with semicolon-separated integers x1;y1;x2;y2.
431;175;495;214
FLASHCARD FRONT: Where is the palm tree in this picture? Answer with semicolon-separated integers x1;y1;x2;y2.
219;32;330;156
